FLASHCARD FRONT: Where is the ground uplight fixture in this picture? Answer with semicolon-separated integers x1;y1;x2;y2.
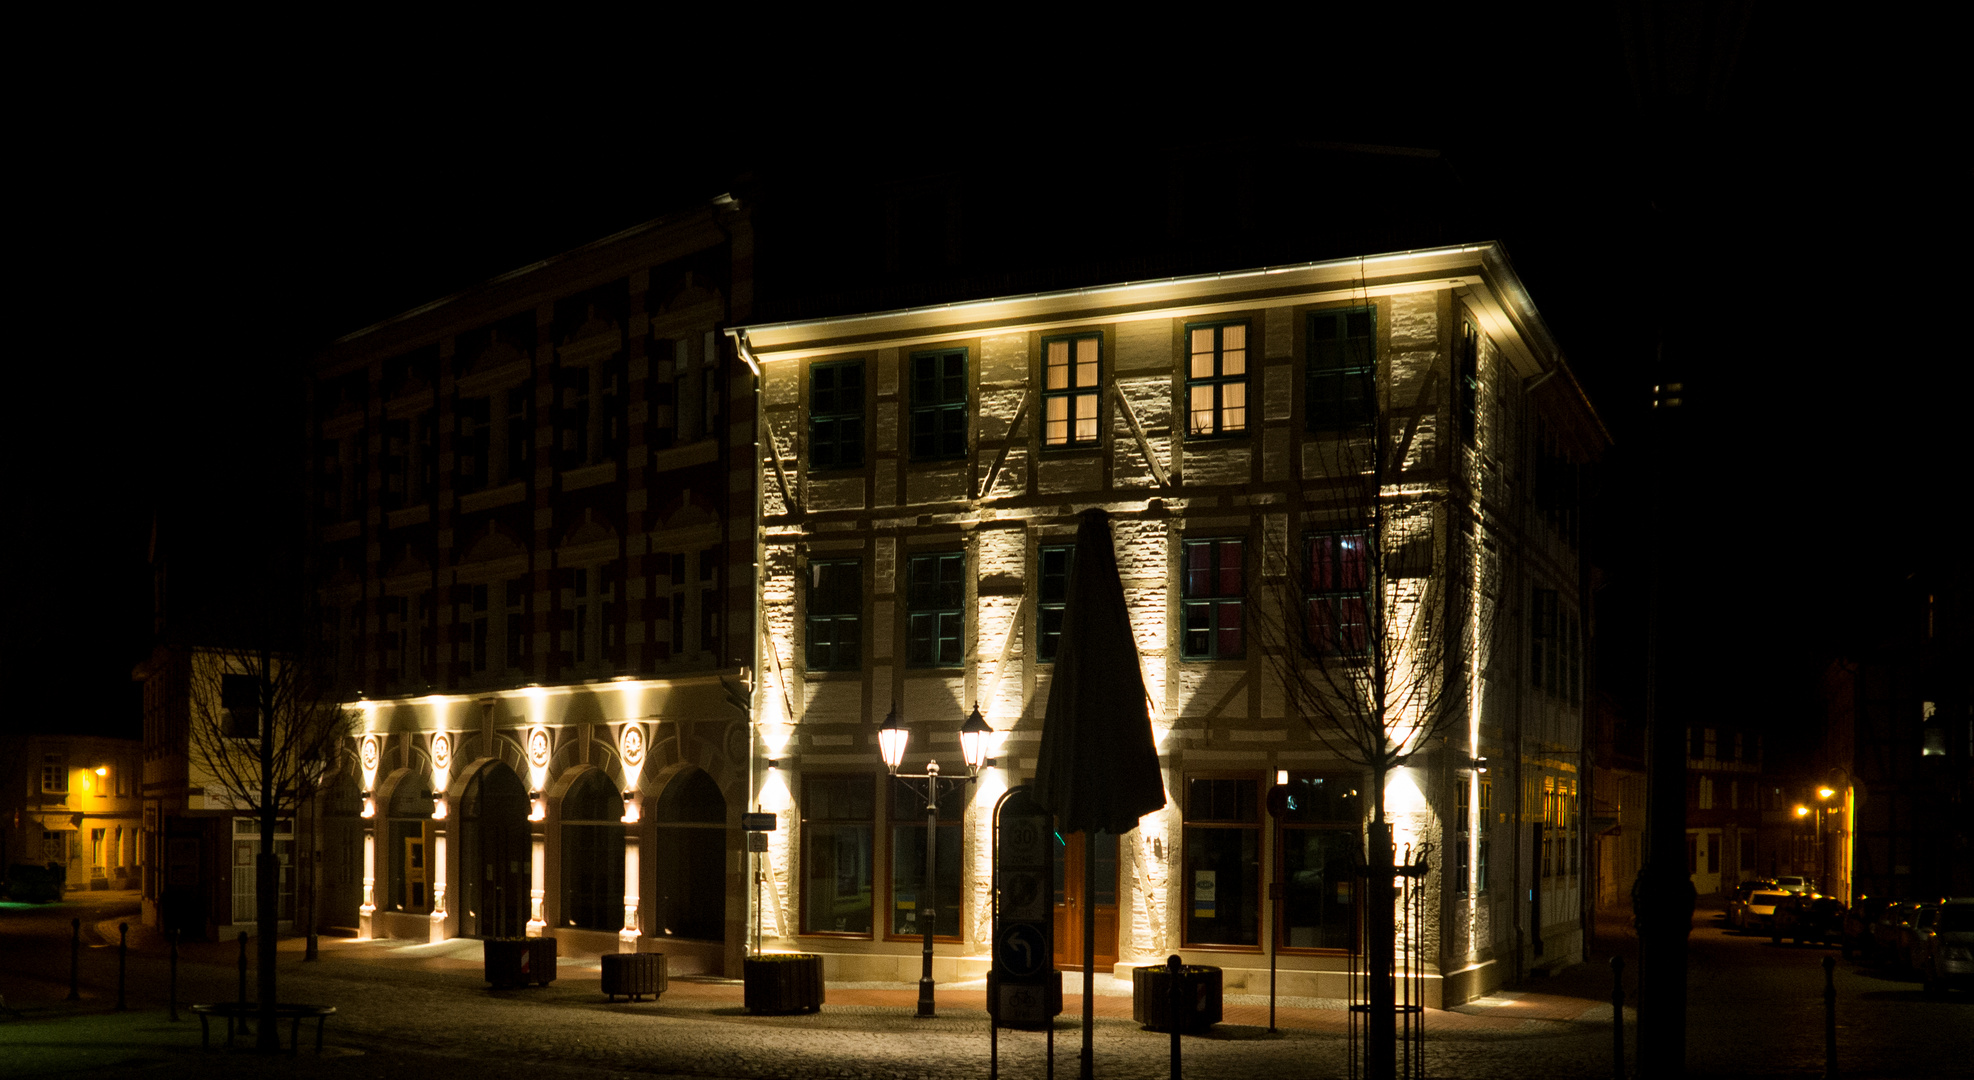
874;702;988;1017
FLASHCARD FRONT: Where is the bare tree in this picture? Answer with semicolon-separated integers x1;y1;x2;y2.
185;624;354;1051
1246;350;1498;1077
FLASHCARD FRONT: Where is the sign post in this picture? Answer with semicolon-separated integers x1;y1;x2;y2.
991;786;1059;1078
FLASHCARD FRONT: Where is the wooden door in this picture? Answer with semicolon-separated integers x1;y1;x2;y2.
1052;831;1118;971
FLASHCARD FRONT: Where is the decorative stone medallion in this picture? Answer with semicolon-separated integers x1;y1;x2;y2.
527;727;551;769
360;735;380;773
431;732;452;771
620;724;645;768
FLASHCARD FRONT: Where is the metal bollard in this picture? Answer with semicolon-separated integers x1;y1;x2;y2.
237;932;250;1041
1823;955;1837;1079
116;923;128;1011
67;918;81;1001
1168;954;1183;1080
169;929;180;1022
1611;955;1625;1080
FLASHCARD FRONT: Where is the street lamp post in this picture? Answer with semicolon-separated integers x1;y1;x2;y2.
878;703;993;1018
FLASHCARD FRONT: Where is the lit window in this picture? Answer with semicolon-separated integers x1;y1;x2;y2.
810;360;866;469
1307;307;1375;430
909;349;968;460
1042;335;1101;448
906;553;964;667
1186;323;1248;437
806;559;862;671
1181;539;1244;659
1305;533;1371;655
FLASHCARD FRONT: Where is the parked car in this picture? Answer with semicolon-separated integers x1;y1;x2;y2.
1912;898;1974;995
1726;879;1778;929
1773;874;1814;894
1741;891;1794;934
1771;895;1846;946
1868;901;1924;969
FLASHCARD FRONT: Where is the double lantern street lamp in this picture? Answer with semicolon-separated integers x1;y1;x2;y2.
878;702;994;1018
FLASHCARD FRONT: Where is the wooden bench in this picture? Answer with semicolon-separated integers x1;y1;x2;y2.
189;1002;336;1054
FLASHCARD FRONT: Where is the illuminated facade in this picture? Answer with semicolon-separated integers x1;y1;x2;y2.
304;198;758;973
0;734;142;894
733;242;1605;1005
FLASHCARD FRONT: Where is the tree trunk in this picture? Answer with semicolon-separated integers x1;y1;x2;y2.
256;661;279;1053
1368;764;1395;1079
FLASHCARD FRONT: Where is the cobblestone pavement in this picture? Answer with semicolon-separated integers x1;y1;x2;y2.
3;892;1965;1079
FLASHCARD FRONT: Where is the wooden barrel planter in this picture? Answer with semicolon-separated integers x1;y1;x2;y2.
601;952;667;1002
743;953;824;1014
484;937;558;988
1131;964;1222;1033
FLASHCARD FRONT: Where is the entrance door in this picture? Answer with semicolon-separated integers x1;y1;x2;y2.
461;764;530;938
1052;830;1118;971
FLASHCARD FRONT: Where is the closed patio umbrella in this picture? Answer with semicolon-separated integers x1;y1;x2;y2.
1034;507;1167;1078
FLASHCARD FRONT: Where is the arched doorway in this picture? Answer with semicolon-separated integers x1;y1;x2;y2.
558;770;624;932
319;768;364;932
460;763;530;938
650;767;727;943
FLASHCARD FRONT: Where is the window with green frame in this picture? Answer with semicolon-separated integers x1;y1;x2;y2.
1456;321;1479;446
1181;538;1244;658
810;360;865;469
908;349;967;460
1305;532;1371;655
905;552;964;666
1307;307;1375;430
1042;334;1101;448
1036;544;1075;661
805;558;862;670
1185;322;1248;437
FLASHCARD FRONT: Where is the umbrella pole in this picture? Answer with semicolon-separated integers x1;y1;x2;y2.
1081;834;1096;1080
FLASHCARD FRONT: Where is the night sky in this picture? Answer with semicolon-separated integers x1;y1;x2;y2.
10;12;1962;756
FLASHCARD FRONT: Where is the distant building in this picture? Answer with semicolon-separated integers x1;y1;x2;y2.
1820;567;1971;903
305;198;758;974
1683;722;1764;896
1590;690;1645;909
733;240;1605;1006
1;733;142;893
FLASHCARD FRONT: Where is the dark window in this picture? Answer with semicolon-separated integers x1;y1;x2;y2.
1183;777;1259;947
1181;538;1244;658
698;548;720;655
1306;533;1371;655
806;559;862;671
1279;775;1359;950
504;386;531;482
1456;321;1479;446
504;577;528;671
456;396;490;494
1037;545;1075;662
648;338;676;450
800;774;874;935
909;349;968;460
1042;334;1101;448
1530;587;1558;691
557;366;590;468
810;360;866;470
890;780;966;939
1307;307;1375;430
1186;322;1248;437
906;552;964;667
220;674;260;739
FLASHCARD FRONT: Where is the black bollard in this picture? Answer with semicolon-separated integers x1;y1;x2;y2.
67;918;81;1001
237;931;250;1042
116;923;128;1011
169;929;180;1022
1611;955;1625;1080
1168;954;1183;1080
1823;955;1837;1079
